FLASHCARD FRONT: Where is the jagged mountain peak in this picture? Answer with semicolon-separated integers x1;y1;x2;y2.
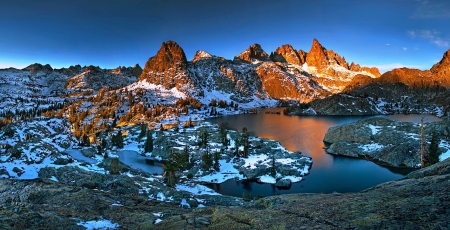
138;40;191;89
192;50;213;62
306;38;329;71
23;63;53;73
271;44;303;65
234;43;270;62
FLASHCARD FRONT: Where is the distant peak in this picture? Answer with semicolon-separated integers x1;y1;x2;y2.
192;50;213;62
23;63;53;73
235;43;270;62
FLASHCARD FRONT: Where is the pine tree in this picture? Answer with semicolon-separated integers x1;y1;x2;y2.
200;128;208;148
139;124;147;138
427;131;441;166
144;132;153;153
220;122;228;145
213;151;220;171
201;148;213;171
270;155;276;177
242;127;249;158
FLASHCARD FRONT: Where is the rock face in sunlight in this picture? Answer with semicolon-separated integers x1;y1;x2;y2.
305;38;381;93
139;41;193;90
234;43;271;63
270;44;304;65
289;48;450;116
431;49;450;86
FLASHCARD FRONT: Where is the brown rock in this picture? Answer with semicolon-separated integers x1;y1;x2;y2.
430;49;450;85
192;50;213;62
234;44;270;62
139;41;191;89
306;38;329;71
272;44;302;65
297;50;307;64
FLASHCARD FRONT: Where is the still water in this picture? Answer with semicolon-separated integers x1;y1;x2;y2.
206;108;440;197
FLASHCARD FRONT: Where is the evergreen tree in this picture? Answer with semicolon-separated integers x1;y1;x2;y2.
220;122;228;145
112;130;124;148
242;127;249;158
200;128;208;148
270;155;276;177
139;124;147;138
101;138;107;149
427;131;441;166
144;132;153;153
163;149;178;187
201;148;213;171
213;150;221;171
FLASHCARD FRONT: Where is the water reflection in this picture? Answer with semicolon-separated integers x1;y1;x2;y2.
207;108;426;196
116;150;164;174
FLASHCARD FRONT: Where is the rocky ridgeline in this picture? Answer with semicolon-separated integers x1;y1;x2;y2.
323;117;450;168
137;39;379;104
289;48;450;116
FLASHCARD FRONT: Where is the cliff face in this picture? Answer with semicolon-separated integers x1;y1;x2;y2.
135;39;380;104
234;43;271;63
139;41;192;90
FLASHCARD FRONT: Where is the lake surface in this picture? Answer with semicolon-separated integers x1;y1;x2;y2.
116;150;164;174
206;108;441;197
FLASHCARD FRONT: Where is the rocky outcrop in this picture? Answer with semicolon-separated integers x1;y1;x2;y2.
139;41;192;90
297;50;307;64
306;38;329;72
271;44;303;65
66;64;138;91
323;117;450;168
288;49;450;116
22;63;53;73
234;43;271;63
192;50;213;62
254;62;330;102
3;158;449;229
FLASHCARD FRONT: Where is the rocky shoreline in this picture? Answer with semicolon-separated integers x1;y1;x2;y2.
323;116;450;168
2;157;449;229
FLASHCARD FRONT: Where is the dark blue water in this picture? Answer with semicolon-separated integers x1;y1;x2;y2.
207;108;439;196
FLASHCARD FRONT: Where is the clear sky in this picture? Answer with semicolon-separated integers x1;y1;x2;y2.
1;0;449;73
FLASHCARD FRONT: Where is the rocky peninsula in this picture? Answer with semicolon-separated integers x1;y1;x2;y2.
323;116;450;168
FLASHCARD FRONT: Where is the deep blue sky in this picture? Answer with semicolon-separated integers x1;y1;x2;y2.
1;0;449;73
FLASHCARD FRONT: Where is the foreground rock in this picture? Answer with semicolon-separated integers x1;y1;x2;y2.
2;158;449;229
323;117;450;168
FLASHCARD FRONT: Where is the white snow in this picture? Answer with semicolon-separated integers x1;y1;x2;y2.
196;159;244;183
76;218;120;230
180;198;190;208
360;143;385;152
367;124;382;135
175;183;221;195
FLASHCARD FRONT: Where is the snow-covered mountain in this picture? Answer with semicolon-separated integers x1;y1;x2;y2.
138;39;380;105
289;50;450;116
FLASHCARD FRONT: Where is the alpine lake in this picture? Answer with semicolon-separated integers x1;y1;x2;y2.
204;107;441;197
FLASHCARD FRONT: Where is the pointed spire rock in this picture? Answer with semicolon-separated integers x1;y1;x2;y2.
234;43;270;62
306;38;329;71
139;41;191;89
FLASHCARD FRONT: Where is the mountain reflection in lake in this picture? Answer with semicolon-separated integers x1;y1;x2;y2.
207;108;438;197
